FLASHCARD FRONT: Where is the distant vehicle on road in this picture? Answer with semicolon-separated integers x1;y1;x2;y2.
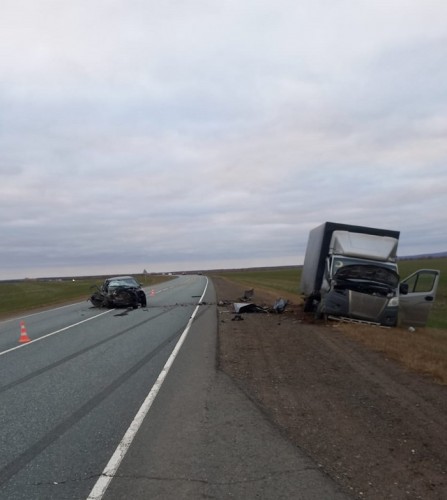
90;276;147;309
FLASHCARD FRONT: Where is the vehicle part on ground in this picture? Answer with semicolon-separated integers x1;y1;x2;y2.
233;298;289;315
241;288;254;301
273;298;288;314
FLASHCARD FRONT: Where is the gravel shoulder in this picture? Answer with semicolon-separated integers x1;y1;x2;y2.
213;276;447;500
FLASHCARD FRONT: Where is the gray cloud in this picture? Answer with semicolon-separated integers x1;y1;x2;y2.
1;1;446;279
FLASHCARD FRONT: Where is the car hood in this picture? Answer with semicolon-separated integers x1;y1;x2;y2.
334;265;400;287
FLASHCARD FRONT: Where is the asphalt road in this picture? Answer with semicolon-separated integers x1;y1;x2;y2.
0;275;347;500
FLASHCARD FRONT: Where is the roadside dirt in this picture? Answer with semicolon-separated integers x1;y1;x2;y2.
213;277;447;500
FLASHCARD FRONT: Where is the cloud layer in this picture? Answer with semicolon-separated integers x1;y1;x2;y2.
1;1;446;279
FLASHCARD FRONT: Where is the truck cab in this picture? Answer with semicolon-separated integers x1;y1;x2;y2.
319;253;401;326
301;222;440;327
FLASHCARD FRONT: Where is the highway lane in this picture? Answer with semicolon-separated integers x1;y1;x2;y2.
0;274;208;499
101;280;348;500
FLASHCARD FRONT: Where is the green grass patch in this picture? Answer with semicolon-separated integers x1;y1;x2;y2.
0;274;171;319
213;258;447;329
213;268;302;298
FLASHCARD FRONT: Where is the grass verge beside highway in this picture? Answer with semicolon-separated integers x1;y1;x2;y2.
212;259;447;385
0;274;171;320
214;258;447;328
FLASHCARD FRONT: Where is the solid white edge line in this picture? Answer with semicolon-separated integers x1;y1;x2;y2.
86;277;209;500
0;309;114;357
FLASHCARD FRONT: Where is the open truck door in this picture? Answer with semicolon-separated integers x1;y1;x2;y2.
399;269;440;327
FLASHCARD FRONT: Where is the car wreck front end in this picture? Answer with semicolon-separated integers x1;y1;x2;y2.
320;259;401;326
90;276;147;309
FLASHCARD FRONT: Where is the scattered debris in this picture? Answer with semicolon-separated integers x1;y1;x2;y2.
240;288;254;301
218;300;232;307
232;297;289;317
328;315;383;327
233;302;268;314
273;298;288;314
232;314;244;321
222;288;292;321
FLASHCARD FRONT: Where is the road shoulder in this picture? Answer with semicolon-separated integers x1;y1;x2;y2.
214;276;447;499
104;279;347;499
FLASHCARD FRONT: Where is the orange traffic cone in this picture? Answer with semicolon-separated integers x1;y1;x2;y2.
19;321;31;343
150;289;155;297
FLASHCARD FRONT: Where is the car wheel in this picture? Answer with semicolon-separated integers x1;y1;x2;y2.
90;293;104;307
138;291;147;307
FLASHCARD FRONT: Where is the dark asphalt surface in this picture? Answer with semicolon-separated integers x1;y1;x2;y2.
0;275;347;499
102;279;348;500
0;276;206;499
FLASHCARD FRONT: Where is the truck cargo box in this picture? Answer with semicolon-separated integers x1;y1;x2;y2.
300;222;400;296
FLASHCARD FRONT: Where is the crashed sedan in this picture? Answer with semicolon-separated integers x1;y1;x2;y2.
90;276;147;309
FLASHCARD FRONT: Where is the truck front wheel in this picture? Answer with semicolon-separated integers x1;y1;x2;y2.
303;293;320;313
315;299;327;321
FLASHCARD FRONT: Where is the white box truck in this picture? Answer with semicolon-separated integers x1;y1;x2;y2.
300;222;440;326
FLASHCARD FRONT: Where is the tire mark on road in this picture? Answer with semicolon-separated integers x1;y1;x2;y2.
0;307;175;395
0;325;185;486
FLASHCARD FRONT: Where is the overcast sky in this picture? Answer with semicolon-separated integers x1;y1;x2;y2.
1;0;446;279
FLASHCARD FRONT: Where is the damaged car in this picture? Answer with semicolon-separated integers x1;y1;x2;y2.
90;276;147;309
